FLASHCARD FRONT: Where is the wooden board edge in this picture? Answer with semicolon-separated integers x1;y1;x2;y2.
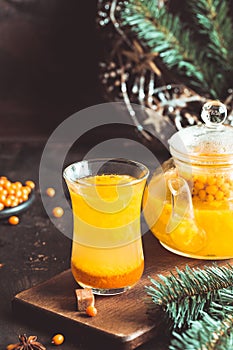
12;293;159;350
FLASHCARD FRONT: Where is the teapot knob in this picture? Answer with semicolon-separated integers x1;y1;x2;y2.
201;100;227;127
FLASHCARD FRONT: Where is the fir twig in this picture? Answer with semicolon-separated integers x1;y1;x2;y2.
146;264;233;329
170;311;233;350
187;0;233;96
188;0;233;66
121;0;216;96
121;0;233;98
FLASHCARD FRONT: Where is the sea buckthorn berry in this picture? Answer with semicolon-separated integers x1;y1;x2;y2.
198;189;206;201
194;181;204;190
0;176;33;209
8;188;15;195
8;216;19;225
86;305;97;317
11;183;17;190
206;194;214;202
198;175;207;184
51;333;65;346
221;183;230;193
215;190;224;201
46;187;56;197
207;176;216;186
206;185;218;195
21;187;28;195
21;193;28;201
3;180;11;189
24;186;31;194
52;207;64;218
15;190;22;198
8;195;16;201
192;195;199;202
4;198;12;207
216;177;225;187
25;180;35;189
0;193;6;202
0;203;4;211
192;187;198;196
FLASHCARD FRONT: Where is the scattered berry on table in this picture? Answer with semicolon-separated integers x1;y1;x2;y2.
86;305;98;317
52;207;64;218
46;187;56;197
51;333;65;346
8;216;19;225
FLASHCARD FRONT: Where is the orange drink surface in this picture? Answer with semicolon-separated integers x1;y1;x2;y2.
69;174;146;290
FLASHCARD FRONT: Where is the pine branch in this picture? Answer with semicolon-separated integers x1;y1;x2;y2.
121;0;220;97
146;264;233;329
188;0;233;67
122;0;222;98
170;311;233;350
121;0;233;97
187;0;233;97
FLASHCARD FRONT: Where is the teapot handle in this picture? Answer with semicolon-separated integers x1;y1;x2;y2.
166;176;207;254
166;177;195;233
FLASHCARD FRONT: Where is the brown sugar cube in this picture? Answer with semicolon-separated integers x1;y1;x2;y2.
75;288;95;312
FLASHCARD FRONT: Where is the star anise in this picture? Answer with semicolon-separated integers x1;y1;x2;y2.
7;334;46;350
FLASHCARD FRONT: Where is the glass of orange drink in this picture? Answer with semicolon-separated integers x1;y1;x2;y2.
63;158;149;295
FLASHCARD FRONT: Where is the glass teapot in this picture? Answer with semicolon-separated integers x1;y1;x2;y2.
144;100;233;259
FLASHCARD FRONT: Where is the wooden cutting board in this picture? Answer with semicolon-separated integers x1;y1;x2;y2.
13;233;232;350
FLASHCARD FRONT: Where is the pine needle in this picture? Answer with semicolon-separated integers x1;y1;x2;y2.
170;311;233;349
121;0;233;98
121;0;211;95
188;0;233;66
187;0;233;96
146;264;233;329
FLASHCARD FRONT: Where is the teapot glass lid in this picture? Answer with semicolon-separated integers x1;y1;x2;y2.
168;100;233;164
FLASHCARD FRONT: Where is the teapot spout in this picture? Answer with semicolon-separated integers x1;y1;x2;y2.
166;177;207;254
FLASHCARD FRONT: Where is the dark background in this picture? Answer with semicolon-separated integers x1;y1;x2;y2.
0;3;173;349
0;0;102;137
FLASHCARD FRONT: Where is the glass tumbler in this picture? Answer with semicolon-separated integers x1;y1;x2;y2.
63;158;149;295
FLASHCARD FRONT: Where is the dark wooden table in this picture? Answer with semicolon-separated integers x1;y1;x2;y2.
0;135;171;350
